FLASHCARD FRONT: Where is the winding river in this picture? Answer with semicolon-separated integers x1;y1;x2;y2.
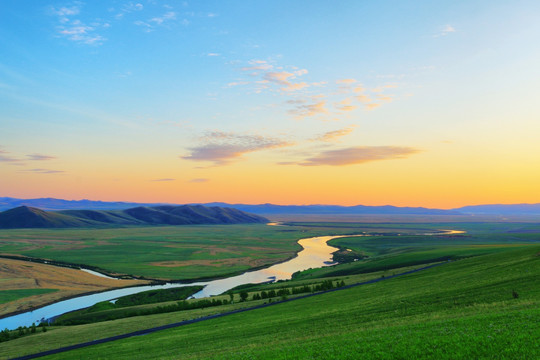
0;234;346;330
0;228;464;330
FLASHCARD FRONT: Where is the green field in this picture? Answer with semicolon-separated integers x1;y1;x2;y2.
2;221;538;281
1;220;539;359
0;289;58;305
0;224;322;280
1;244;538;359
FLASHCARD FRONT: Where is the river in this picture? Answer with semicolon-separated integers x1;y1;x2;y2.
0;228;463;330
0;234;346;330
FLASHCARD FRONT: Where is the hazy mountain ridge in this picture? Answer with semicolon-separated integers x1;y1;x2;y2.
0;205;268;229
201;203;461;215
455;203;540;215
2;197;540;216
0;197;165;211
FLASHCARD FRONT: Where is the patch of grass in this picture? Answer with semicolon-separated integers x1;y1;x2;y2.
54;286;204;325
0;289;58;305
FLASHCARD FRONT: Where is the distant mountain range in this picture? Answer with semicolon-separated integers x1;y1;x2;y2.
1;197;540;217
201;203;461;215
0;205;268;229
455;204;540;215
0;197;164;211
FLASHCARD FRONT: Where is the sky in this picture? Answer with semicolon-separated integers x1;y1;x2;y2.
1;0;540;209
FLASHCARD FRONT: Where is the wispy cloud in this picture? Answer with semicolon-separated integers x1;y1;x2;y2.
51;3;108;45
240;60;273;72
135;11;179;32
365;103;381;111
26;154;56;161
313;126;356;142
263;70;309;92
284;146;420;166
289;100;328;118
238;60;309;92
232;59;401;119
182;131;292;166
115;2;144;19
0;154;20;163
151;178;175;182
0;147;24;164
434;24;456;38
336;79;357;84
20;168;65;174
335;98;357;112
355;94;372;103
190;178;210;183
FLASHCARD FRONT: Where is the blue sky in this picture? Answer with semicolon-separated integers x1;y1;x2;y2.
1;1;540;207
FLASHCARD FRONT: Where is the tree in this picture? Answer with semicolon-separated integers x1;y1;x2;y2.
239;291;249;302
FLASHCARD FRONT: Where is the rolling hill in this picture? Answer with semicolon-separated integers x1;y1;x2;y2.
0;205;269;229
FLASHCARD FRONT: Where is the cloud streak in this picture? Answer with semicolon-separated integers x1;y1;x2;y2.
182;131;292;165
26;154;57;161
135;11;181;32
434;24;456;37
20;168;65;174
314;126;356;142
263;70;309;92
0;148;24;164
287;146;420;166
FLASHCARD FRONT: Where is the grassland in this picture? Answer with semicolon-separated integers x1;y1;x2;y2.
4;221;535;282
293;221;540;279
0;258;147;317
1;219;539;359
0;224;324;280
1;244;537;359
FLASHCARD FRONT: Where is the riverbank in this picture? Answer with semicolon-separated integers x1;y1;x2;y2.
0;233;347;330
0;257;150;320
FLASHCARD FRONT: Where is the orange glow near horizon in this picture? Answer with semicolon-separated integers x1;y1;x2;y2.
2;2;540;209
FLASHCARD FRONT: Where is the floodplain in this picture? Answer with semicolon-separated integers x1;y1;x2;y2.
0;217;539;359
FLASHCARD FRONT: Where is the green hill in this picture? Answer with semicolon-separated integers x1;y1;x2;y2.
0;206;97;228
0;205;269;229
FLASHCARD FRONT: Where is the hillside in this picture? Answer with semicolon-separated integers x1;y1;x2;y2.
3;245;538;359
0;206;96;228
0;205;268;229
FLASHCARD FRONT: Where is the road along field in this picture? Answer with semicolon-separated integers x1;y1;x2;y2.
0;258;147;317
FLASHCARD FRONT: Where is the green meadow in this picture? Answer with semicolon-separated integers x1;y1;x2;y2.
0;289;58;305
1;243;538;359
1;220;539;359
0;224;319;280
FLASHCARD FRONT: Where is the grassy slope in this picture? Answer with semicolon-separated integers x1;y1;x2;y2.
294;221;540;279
3;244;538;360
